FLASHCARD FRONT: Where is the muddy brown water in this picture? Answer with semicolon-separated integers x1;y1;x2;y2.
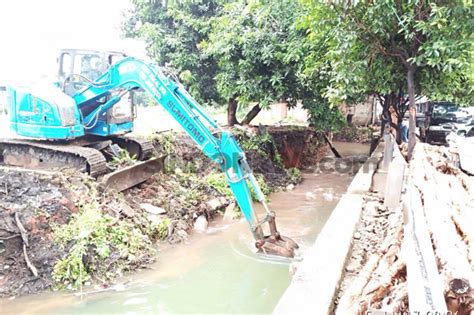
0;142;369;315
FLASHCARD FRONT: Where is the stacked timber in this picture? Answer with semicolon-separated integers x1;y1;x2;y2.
336;143;473;314
411;144;473;314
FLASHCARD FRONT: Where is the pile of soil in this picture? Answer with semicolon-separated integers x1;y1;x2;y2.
333;125;376;144
267;126;328;169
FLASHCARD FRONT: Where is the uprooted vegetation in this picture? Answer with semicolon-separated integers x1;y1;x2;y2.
0;126;327;296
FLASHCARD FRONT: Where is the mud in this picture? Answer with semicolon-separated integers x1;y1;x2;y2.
0;169;74;296
267;126;328;168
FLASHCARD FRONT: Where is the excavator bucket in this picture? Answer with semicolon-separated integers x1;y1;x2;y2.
99;156;166;192
254;214;299;258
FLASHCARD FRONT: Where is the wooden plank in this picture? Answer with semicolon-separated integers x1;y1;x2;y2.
412;145;474;301
403;185;447;312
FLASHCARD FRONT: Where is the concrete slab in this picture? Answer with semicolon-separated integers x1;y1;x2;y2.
383;161;405;209
372;170;387;197
383;144;407;209
346;153;379;195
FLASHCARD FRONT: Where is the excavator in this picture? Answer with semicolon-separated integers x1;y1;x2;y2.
0;49;298;258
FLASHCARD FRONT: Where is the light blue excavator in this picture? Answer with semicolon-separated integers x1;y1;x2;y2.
0;50;298;258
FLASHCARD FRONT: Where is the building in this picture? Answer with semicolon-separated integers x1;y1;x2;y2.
0;85;6;115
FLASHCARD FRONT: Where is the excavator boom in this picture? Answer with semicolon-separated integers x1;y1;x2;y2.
4;57;298;258
73;57;298;257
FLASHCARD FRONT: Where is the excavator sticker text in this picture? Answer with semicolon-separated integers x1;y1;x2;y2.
165;101;205;144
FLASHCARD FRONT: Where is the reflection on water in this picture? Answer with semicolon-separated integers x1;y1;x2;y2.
0;142;369;315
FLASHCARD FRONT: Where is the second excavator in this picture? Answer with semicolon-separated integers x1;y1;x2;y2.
0;52;298;258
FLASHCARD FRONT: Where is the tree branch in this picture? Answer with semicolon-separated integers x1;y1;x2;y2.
241;103;262;125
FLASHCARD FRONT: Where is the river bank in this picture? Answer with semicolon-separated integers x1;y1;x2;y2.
0;126;326;297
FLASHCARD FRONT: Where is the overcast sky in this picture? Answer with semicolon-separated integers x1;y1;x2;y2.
0;0;146;84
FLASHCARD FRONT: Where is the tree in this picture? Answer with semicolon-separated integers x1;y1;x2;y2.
123;0;348;129
123;0;223;104
202;0;319;126
300;1;473;158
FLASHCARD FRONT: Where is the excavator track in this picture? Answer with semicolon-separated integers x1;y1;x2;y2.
0;139;107;177
108;136;154;161
83;135;154;161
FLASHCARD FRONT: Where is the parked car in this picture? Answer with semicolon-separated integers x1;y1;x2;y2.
425;102;472;144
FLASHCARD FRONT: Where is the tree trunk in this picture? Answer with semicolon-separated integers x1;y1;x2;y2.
381;94;402;142
241;103;261;125
389;103;402;144
227;97;239;126
406;66;417;159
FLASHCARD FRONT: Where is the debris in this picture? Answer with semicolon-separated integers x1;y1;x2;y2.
22;244;38;277
120;203;136;218
193;215;208;232
223;203;236;221
322;192;334;201
305;192;316;200
286;184;295;191
206;198;226;211
336;142;474;313
14;212;29;247
140;203;167;215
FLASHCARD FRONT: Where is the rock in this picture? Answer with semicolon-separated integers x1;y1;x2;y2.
305;192;316;200
140;203;166;215
322;192;333;201
223;203;236;221
193;215;208;232
286;184;295;191
218;196;228;205
120;203;136;218
364;201;379;216
206;198;225;211
345;262;358;273
353;231;361;240
176;229;188;239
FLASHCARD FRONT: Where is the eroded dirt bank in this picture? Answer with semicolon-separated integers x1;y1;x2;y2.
0;126;327;297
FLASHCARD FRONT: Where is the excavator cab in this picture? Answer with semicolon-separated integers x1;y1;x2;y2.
58;49;135;137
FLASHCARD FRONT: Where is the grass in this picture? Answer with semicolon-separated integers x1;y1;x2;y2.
204;172;270;203
286;167;302;183
109;149;137;168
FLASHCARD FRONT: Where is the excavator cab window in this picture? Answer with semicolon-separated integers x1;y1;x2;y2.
75;54;104;81
59;53;72;81
109;54;125;67
60;52;105;96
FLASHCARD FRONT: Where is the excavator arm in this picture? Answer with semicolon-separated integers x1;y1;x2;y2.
74;57;298;257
